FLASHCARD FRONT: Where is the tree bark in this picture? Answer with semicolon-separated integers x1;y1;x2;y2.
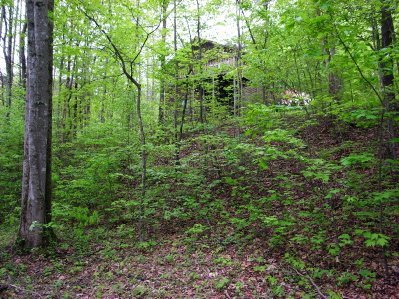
380;0;397;159
380;1;395;107
18;0;54;249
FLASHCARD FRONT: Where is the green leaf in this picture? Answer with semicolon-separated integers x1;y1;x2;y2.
341;153;374;167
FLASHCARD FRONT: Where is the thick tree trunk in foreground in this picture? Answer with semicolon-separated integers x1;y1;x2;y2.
380;1;395;107
18;0;54;249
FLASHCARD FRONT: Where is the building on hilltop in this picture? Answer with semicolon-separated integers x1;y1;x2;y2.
163;38;263;120
162;38;309;123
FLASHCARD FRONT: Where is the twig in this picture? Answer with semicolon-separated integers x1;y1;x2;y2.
2;283;42;297
290;267;327;299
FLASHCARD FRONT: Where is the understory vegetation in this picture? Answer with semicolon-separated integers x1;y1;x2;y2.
1;104;398;298
1;0;399;298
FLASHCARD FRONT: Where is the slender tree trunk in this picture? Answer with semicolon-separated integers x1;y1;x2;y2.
56;41;64;134
6;5;13;108
81;1;158;240
173;0;179;163
326;46;342;102
2;5;14;114
100;64;107;123
235;0;243;118
135;82;147;241
195;0;204;124
62;55;76;142
19;0;54;249
0;71;4;106
72;81;78;137
0;7;2;105
179;78;190;143
172;0;180;141
158;0;168;124
19;22;27;90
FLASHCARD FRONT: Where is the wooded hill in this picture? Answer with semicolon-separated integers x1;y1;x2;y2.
0;0;398;297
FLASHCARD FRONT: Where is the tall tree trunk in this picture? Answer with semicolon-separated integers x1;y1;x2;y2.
380;0;397;159
19;22;27;89
62;55;76;142
195;0;204;124
0;71;4;106
55;39;64;135
100;64;107;123
2;5;14;114
318;3;341;104
158;0;168;124
173;0;179;161
72;81;79;137
325;45;342;102
18;0;54;249
235;0;243;117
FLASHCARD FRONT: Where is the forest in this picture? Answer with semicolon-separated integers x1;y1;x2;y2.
0;0;398;298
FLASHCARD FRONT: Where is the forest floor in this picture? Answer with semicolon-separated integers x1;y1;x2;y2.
1;116;399;298
1;226;398;299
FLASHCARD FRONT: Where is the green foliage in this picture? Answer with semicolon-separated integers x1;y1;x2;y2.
214;277;230;290
338;234;353;247
355;230;390;248
53;204;100;227
358;269;376;289
284;253;306;270
341;153;374;168
131;285;148;297
327;290;343;299
263;129;305;148
0;103;24;225
340;108;381;128
0;0;398;296
266;275;285;297
302;158;341;183
337;272;358;285
136;241;157;251
185;224;209;237
242;104;281;136
213;256;233;266
327;243;341;256
253;265;267;272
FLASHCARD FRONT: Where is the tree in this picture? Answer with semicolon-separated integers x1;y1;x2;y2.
1;0;24;115
18;0;54;248
80;0;162;239
379;0;397;159
158;0;169;124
